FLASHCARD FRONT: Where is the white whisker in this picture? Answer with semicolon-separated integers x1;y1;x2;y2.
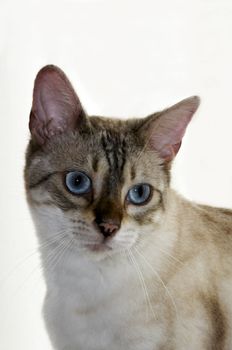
127;249;157;321
45;237;74;273
134;247;178;319
0;229;73;290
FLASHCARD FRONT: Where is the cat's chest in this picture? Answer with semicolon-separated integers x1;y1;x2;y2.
44;254;166;350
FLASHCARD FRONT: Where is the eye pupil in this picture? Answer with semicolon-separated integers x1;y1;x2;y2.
65;171;91;195
137;186;143;197
127;184;151;205
75;176;81;184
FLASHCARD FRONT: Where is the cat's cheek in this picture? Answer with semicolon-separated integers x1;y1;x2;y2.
32;205;63;229
125;205;163;226
28;186;53;206
28;198;71;245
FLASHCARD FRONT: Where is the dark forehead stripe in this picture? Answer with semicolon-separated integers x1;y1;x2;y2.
92;155;99;172
101;130;127;181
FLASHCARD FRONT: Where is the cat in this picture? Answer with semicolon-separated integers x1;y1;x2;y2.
25;65;232;350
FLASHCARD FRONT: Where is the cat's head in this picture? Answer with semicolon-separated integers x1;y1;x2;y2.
25;65;200;260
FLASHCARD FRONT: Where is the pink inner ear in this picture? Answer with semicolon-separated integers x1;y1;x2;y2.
156;142;182;162
149;96;200;162
29;65;84;145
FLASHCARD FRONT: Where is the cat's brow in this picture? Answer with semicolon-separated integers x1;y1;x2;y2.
130;164;136;180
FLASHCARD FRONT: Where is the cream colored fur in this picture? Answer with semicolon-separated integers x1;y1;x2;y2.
28;187;232;350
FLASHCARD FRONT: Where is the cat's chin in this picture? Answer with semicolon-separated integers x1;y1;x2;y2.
78;242;118;262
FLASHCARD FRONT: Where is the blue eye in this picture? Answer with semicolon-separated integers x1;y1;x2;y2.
127;184;151;205
65;171;92;195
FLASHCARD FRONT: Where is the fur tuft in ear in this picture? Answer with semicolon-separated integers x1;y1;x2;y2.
29;65;86;145
141;96;200;162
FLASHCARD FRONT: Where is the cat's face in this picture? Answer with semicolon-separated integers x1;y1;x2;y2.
25;119;169;258
25;65;199;259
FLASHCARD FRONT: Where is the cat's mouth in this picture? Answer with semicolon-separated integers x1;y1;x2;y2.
85;241;113;253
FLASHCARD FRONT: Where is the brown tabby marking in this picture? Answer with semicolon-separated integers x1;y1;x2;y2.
201;294;227;349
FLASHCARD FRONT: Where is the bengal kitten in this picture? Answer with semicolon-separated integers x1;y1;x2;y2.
25;65;232;350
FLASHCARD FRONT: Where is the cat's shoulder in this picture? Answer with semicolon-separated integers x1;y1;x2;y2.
196;203;232;236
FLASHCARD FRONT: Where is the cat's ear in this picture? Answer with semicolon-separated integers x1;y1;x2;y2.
29;65;86;145
139;96;200;162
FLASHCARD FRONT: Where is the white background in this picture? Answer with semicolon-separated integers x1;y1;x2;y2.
0;0;232;349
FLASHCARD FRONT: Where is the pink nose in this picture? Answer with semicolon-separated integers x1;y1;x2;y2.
98;221;120;237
